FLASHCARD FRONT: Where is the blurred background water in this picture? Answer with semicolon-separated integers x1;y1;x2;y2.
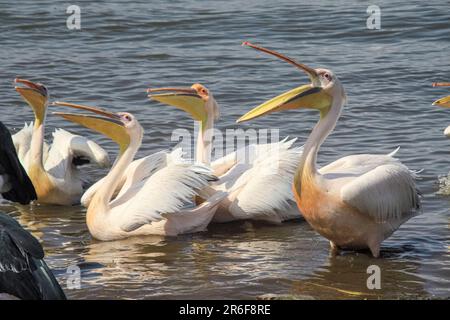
0;0;449;299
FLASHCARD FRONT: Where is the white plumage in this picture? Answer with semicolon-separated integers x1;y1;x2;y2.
12;122;110;205
208;138;303;223
148;84;304;224
88;149;226;240
320;149;420;224
53;104;227;241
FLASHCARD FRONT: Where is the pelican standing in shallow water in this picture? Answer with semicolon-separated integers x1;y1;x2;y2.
52;101;226;240
148;84;302;223
432;82;450;137
13;79;110;205
237;42;420;257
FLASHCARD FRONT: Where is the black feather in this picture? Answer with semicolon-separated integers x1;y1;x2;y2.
0;213;66;300
0;122;37;204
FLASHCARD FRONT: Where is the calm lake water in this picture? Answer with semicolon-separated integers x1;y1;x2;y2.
0;0;449;299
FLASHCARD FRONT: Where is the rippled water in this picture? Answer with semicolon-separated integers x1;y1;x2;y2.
0;0;449;299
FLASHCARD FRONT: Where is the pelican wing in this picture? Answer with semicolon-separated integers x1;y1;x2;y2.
217;139;302;219
0;213;66;300
0;122;37;204
82;149;182;207
45;129;110;179
111;150;216;232
325;152;420;223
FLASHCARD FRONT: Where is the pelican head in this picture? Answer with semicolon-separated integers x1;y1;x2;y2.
236;42;343;123
432;82;450;108
51;102;140;154
15;78;49;125
147;83;219;129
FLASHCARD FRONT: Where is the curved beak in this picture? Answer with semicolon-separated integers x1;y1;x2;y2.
242;42;320;86
51;101;130;153
147;87;207;123
237;42;331;123
14;78;48;124
432;82;450;108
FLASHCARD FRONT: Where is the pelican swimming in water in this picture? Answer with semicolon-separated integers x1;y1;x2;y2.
0;122;64;299
148;84;302;223
237;42;420;257
13;78;110;205
432;82;450;137
51;101;226;240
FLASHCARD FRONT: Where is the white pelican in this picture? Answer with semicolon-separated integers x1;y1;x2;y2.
237;42;420;257
432;82;450;137
148;84;303;223
13;79;110;205
51;101;227;241
0;122;36;204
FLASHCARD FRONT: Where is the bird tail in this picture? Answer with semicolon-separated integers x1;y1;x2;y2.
31;258;67;300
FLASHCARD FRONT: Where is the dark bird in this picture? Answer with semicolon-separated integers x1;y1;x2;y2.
0;121;37;204
0;121;65;299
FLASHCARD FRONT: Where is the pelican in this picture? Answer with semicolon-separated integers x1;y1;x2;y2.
13;78;110;205
0;122;64;299
0;213;66;300
51;101;227;240
432;82;450;137
0;122;36;204
237;42;420;257
148;84;303;223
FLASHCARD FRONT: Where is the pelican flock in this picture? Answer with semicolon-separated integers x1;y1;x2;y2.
148;84;302;223
1;40;444;298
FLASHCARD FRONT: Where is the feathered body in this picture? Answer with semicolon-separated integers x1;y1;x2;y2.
53;103;226;241
12;123;109;205
207;139;302;223
148;84;303;224
237;42;420;257
0;212;65;300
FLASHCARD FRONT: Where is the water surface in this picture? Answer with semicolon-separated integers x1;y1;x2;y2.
0;0;449;299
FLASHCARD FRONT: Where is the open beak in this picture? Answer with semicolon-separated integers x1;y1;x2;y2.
432;82;450;108
237;42;331;123
147;87;207;124
51;101;130;153
15;78;48;124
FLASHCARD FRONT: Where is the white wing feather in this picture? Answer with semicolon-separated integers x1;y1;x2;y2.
110;160;215;232
323;150;420;223
45;129;110;177
213;138;302;219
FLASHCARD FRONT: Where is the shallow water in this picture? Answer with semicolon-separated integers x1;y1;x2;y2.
0;0;449;299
